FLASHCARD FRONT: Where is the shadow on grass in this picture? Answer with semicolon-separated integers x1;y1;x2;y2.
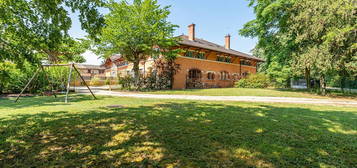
0;94;97;109
0;101;356;167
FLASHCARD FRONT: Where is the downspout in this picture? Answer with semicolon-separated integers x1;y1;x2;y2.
239;59;242;77
256;61;258;73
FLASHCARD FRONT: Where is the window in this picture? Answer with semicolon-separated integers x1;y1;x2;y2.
196;52;206;59
207;72;215;80
220;71;229;80
242;72;249;77
232;74;239;80
185;51;194;57
240;60;252;66
117;61;128;67
188;69;202;79
216;55;225;62
217;55;232;63
99;70;105;74
185;51;206;59
225;57;231;63
87;69;91;73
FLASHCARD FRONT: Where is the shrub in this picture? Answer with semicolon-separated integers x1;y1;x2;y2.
105;78;111;85
118;75;135;90
0;61;74;94
235;73;270;88
89;77;102;86
0;62;30;93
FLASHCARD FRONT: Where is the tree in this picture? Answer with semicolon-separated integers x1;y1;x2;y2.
96;0;179;88
289;0;356;94
240;0;356;94
152;48;181;89
239;0;297;88
43;38;91;63
0;0;106;65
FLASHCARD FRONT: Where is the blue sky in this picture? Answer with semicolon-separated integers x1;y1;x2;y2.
69;0;257;65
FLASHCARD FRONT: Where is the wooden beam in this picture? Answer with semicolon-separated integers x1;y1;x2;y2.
65;64;74;103
73;64;97;100
42;64;71;67
15;67;41;103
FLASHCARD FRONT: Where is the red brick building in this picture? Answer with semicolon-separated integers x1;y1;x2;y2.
103;24;264;89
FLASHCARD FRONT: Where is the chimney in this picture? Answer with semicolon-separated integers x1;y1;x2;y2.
225;34;231;49
188;24;195;41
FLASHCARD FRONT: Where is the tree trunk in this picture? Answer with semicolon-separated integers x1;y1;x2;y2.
320;75;326;95
133;59;140;90
339;69;348;94
168;60;175;90
340;76;346;93
305;67;311;90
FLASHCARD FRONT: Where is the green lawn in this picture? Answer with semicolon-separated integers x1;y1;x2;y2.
0;95;356;167
142;88;357;99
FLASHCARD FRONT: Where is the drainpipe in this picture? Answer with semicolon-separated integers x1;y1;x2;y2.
239;59;242;77
256;62;258;73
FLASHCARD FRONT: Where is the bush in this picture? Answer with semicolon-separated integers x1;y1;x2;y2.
89;77;102;86
118;75;135;90
0;61;73;94
235;73;270;88
0;62;30;93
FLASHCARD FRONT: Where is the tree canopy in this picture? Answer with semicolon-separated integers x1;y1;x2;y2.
0;0;106;65
95;0;179;87
240;0;357;93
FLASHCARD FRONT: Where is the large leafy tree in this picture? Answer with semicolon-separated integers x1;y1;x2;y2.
289;0;356;94
96;0;179;87
240;0;356;94
239;0;296;87
0;0;106;65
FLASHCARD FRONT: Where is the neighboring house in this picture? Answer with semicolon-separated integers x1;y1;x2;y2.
102;54;154;78
75;64;106;81
102;24;264;89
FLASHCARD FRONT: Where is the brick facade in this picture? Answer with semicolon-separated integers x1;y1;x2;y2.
172;56;257;89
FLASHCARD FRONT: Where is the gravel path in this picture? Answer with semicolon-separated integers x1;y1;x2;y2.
76;89;357;107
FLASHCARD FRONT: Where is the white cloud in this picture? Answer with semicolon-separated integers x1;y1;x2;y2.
81;50;103;65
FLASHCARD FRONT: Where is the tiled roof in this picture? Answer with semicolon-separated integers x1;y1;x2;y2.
177;35;264;62
109;54;122;62
75;64;105;70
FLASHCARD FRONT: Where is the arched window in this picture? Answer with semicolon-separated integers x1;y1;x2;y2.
188;69;202;79
233;74;239;80
242;72;249;77
207;72;215;80
220;71;229;80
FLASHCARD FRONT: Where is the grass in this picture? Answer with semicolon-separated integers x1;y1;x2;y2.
0;95;356;167
141;88;357;99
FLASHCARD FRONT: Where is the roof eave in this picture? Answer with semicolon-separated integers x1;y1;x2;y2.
177;41;264;62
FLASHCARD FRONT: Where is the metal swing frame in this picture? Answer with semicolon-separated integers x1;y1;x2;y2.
14;63;97;103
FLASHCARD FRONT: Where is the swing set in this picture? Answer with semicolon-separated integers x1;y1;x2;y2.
15;63;97;103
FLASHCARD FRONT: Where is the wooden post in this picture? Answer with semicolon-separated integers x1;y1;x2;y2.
109;77;112;91
73;64;97;100
40;65;57;98
239;60;242;76
65;64;74;103
15;67;41;103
